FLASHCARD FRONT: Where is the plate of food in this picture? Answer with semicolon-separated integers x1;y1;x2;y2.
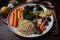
7;3;54;38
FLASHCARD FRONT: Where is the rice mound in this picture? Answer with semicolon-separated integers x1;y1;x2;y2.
17;20;34;35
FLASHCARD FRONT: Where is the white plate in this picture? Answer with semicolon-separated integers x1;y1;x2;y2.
7;3;54;38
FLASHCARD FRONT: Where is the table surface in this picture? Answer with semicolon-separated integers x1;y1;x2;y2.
0;0;60;40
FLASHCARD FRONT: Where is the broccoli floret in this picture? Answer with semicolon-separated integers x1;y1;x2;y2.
35;5;43;11
23;10;29;16
25;5;35;11
30;5;35;11
23;10;35;20
25;6;30;11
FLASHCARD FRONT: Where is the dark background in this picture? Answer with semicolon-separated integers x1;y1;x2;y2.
0;0;60;40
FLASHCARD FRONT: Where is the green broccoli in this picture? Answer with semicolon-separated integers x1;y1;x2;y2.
25;5;35;11
35;5;43;11
23;10;35;20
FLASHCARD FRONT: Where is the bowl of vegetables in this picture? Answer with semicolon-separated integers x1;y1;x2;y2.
7;3;54;38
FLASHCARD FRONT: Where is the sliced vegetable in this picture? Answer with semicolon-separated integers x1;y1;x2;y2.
20;12;24;20
45;9;51;16
17;10;21;19
10;12;14;26
40;18;48;31
19;6;25;12
37;18;42;25
40;26;46;31
13;9;18;27
37;11;43;14
39;12;46;17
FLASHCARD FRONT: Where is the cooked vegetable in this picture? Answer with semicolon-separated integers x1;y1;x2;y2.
10;12;14;26
32;19;37;24
39;12;47;17
35;5;43;11
17;7;24;20
40;26;46;31
37;19;42;25
40;18;48;31
13;9;18;27
17;10;21;19
37;11;43;14
45;9;51;16
9;4;52;35
20;12;24;20
25;6;30;11
23;10;35;20
30;5;35;11
19;6;25;12
33;7;37;11
25;5;34;11
37;29;42;34
39;9;51;18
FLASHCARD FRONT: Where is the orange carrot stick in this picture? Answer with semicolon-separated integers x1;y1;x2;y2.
40;18;47;30
13;9;18;27
10;12;14;26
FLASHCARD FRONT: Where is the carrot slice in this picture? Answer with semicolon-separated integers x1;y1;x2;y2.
13;9;18;27
10;12;14;26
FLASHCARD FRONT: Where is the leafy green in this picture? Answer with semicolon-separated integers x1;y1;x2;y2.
35;5;43;11
23;10;35;20
32;19;37;24
25;5;35;11
23;4;44;21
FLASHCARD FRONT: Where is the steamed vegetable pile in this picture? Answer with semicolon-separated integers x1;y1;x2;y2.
10;4;51;35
